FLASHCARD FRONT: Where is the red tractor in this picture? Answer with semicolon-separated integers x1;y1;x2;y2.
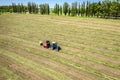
39;40;50;48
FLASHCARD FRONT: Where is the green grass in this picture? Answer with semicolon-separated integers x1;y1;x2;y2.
0;36;119;80
0;49;71;80
0;13;120;80
0;64;21;80
1;35;120;70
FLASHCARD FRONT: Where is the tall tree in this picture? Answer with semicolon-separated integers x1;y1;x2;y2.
110;0;120;17
54;3;59;15
28;2;32;13
68;7;71;16
35;4;39;14
39;4;45;14
96;1;102;17
57;4;59;15
81;2;85;16
60;5;62;15
78;2;80;16
17;3;20;13
21;3;23;13
71;2;77;16
39;3;50;15
12;3;17;12
63;2;69;16
118;0;120;16
86;1;90;17
102;0;111;17
45;4;50;15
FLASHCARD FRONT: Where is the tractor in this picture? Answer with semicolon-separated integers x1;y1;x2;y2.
39;40;61;51
39;40;50;48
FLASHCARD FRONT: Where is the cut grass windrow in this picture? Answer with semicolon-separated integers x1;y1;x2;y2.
60;40;120;59
14;44;120;80
61;50;120;70
1;35;119;70
0;49;72;80
1;38;119;80
0;65;21;80
14;34;120;59
0;53;55;80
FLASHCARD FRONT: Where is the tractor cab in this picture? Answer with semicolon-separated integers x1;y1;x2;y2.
51;42;61;51
51;42;57;49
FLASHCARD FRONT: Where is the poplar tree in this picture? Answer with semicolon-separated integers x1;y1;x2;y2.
63;2;69;16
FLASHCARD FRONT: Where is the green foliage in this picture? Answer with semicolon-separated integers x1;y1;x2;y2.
68;7;71;16
54;3;59;15
71;2;77;16
77;3;80;16
39;3;50;15
63;2;69;16
0;5;12;13
59;6;62;15
28;2;38;14
0;0;120;17
81;2;85;16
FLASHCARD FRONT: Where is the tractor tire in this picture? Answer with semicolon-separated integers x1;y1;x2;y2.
51;47;54;50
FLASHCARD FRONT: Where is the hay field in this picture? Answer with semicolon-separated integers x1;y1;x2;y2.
0;13;120;80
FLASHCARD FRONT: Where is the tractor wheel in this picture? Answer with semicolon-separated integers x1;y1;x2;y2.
51;47;54;50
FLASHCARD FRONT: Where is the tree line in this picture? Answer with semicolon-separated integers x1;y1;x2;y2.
0;0;120;18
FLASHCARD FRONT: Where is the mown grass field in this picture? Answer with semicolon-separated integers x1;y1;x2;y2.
0;13;120;80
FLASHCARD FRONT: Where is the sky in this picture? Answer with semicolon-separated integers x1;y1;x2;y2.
0;0;102;8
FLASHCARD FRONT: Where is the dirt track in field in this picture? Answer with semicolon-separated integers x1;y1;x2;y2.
0;14;120;80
